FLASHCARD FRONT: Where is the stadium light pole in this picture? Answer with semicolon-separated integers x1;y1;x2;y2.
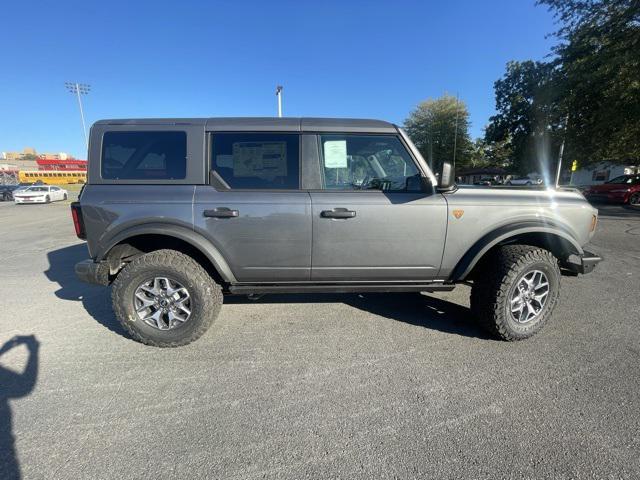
65;82;91;149
276;85;283;117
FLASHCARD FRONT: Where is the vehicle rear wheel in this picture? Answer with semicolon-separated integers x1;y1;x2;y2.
629;192;640;206
112;249;223;347
470;245;561;341
63;193;68;200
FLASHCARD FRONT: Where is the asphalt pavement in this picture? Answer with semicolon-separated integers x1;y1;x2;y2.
0;196;639;479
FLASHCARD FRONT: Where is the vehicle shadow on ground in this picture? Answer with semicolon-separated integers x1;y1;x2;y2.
44;244;488;341
44;244;130;339
226;292;490;339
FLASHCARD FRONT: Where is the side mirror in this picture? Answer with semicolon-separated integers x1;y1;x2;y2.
405;174;430;192
437;161;455;192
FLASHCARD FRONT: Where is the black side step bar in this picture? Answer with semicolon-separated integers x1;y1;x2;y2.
227;283;455;295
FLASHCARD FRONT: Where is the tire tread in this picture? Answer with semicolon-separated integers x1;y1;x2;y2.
112;249;222;347
470;245;561;341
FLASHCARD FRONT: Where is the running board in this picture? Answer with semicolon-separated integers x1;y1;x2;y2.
227;283;455;295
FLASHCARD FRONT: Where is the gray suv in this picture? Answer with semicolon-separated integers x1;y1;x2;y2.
72;118;601;346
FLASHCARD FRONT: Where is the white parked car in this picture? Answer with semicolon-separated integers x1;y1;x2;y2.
506;176;544;186
13;185;68;204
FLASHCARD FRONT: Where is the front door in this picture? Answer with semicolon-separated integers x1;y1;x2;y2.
310;134;447;281
194;132;312;282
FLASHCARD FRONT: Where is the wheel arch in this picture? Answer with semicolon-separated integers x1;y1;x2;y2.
451;222;584;281
97;223;236;285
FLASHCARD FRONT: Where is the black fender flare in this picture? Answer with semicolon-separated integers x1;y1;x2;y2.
450;221;584;281
96;222;237;283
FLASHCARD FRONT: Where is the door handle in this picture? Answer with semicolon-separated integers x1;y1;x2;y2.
320;208;356;219
203;208;239;218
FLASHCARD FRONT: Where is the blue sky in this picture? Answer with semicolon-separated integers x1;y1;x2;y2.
1;0;556;159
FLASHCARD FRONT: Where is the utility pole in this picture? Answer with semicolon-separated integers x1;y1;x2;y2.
65;82;91;149
555;114;570;188
276;85;283;117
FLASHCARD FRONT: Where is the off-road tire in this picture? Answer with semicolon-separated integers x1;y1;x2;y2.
112;249;223;347
470;245;561;341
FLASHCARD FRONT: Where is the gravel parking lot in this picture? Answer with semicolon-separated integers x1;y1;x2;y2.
1;196;639;479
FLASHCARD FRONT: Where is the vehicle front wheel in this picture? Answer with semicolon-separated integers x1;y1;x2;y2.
112;249;223;347
470;245;561;341
63;193;68;200
629;192;640;206
45;195;51;203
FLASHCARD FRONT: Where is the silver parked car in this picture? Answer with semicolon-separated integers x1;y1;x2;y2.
506;176;544;186
72;117;600;347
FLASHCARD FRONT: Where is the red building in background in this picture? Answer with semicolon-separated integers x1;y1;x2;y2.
36;159;87;171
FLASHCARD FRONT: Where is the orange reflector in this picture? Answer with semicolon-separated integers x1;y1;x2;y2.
590;215;597;232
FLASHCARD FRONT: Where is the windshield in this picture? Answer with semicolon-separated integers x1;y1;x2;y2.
606;175;640;185
26;187;48;192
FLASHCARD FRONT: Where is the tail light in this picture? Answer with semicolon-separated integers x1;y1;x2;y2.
70;202;86;239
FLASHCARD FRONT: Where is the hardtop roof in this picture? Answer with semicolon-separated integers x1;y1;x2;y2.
93;117;398;133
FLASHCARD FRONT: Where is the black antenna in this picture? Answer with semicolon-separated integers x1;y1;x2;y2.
452;93;460;172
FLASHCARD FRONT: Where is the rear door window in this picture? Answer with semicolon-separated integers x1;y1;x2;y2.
211;133;299;189
101;131;187;180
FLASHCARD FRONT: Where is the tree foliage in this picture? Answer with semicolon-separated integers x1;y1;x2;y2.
485;61;564;174
404;94;473;172
486;0;640;171
540;0;640;164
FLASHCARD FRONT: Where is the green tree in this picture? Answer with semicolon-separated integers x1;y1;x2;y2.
470;138;512;169
484;61;564;175
404;94;473;172
538;0;640;164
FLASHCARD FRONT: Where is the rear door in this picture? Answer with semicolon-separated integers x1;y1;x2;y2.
310;133;447;281
194;132;312;282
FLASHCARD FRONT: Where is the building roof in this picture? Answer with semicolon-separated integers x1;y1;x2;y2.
93;117;398;134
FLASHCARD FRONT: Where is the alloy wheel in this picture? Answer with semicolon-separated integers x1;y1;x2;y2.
510;270;550;324
133;277;192;330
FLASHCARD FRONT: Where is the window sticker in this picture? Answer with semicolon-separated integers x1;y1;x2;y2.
323;140;348;168
232;142;287;177
216;154;233;169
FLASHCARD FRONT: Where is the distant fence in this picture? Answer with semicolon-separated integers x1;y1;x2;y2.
0;171;18;185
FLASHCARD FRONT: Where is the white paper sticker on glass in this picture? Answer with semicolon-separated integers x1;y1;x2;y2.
323;140;348;168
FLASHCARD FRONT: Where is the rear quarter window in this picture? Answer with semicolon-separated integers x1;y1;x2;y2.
101;131;187;180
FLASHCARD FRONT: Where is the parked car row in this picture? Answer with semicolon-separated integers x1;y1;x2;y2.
466;176;545;186
0;184;69;204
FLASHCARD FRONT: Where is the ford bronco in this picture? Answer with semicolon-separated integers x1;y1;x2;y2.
72;118;601;346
